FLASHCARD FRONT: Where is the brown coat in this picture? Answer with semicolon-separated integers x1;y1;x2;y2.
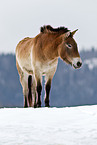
16;25;82;107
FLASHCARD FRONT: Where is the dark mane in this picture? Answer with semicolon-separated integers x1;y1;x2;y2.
40;25;70;34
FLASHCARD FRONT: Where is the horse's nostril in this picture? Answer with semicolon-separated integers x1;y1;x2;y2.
77;61;82;67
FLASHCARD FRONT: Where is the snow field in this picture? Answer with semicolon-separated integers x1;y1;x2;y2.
0;105;97;145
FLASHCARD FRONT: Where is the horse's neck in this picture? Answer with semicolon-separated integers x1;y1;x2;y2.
43;34;62;58
43;33;62;52
34;33;63;60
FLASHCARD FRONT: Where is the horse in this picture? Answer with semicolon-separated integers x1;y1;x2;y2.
15;25;82;108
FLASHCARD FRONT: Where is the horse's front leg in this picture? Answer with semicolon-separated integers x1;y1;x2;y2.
36;80;42;107
45;79;51;107
45;65;57;107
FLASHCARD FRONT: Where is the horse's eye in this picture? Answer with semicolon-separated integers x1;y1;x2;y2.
67;44;72;48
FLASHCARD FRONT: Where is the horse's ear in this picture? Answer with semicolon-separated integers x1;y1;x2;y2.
71;29;78;36
64;31;71;38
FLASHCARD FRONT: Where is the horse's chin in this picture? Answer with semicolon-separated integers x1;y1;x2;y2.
72;64;80;69
73;65;78;69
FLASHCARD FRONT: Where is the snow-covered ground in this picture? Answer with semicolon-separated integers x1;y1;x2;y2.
0;105;97;145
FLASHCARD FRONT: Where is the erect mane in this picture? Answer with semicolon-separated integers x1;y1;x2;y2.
40;25;70;34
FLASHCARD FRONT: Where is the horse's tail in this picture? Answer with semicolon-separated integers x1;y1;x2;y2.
28;75;32;107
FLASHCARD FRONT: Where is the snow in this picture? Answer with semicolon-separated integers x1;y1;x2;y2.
84;58;97;70
0;105;97;145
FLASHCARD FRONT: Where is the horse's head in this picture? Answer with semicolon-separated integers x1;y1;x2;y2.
58;29;82;69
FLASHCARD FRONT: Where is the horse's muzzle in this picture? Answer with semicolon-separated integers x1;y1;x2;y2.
72;57;82;69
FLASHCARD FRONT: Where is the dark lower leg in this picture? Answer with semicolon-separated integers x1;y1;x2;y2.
45;79;51;107
24;96;28;108
34;92;37;108
37;80;42;107
28;75;32;107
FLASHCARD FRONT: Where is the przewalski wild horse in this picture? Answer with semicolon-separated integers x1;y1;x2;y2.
16;25;82;108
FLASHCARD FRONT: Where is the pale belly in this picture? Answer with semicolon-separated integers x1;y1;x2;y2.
34;58;58;76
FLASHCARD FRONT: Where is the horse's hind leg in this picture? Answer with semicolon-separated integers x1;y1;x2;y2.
28;75;32;107
21;73;29;107
16;61;29;107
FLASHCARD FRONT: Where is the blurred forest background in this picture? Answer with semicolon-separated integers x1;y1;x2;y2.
0;48;97;107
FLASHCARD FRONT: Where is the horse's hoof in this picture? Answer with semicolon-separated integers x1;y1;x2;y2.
45;100;50;107
45;103;50;107
34;103;37;108
37;104;41;108
37;101;41;107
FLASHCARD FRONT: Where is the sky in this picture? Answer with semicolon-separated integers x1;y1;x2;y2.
0;0;97;53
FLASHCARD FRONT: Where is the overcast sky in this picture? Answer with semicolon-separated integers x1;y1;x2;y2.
0;0;97;53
